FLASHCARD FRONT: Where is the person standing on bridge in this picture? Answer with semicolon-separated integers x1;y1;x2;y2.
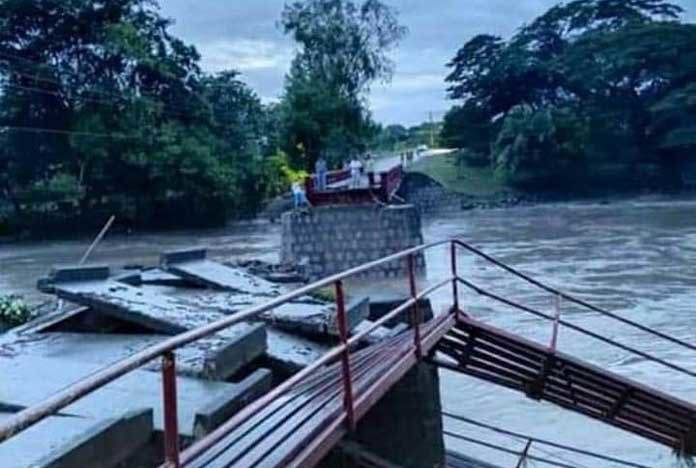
349;157;363;189
291;180;311;210
315;155;328;192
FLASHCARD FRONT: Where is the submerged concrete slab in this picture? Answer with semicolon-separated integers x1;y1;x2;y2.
0;356;267;438
162;248;283;296
38;271;267;377
0;409;152;468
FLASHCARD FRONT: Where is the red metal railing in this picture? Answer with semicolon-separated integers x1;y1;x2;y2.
305;164;403;206
0;239;458;468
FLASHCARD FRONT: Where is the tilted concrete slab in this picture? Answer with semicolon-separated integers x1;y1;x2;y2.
0;329;264;381
38;268;267;378
161;248;284;296
0;355;270;438
181;292;370;338
0;409;153;468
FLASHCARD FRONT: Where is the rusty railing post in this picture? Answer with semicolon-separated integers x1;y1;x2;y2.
450;241;459;318
407;254;423;359
515;439;533;468
334;280;356;431
550;294;562;352
162;351;180;468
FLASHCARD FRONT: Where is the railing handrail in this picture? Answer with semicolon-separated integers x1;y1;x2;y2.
452;240;696;354
0;239;449;443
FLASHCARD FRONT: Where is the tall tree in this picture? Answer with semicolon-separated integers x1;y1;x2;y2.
280;0;406;169
442;0;696;191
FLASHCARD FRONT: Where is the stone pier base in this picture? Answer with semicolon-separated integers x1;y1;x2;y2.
321;362;445;468
281;204;426;280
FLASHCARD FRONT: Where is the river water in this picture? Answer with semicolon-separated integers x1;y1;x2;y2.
2;199;696;467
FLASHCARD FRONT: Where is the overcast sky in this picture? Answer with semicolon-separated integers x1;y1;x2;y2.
159;1;696;127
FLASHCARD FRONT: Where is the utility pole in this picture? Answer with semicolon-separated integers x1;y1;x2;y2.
429;111;435;148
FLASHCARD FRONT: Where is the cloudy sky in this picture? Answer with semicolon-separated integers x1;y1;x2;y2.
160;1;696;126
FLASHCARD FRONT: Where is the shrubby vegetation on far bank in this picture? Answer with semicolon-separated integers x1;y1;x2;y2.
0;0;405;238
440;0;696;194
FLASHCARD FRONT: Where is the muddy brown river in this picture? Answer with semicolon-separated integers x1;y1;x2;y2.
2;198;696;467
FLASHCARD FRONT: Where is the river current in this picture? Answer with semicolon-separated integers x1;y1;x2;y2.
2;198;696;467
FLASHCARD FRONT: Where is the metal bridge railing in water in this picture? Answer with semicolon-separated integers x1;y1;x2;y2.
451;239;696;379
0;239;458;468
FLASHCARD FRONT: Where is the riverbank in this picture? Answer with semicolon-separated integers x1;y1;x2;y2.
404;150;696;213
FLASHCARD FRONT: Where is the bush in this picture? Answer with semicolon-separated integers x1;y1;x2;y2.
0;295;32;327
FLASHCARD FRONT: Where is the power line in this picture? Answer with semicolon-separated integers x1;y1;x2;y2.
0;81;263;133
0;50;267;116
0;125;144;139
0;50;200;106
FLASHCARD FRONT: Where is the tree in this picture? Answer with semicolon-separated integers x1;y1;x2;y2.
0;0;286;233
280;0;406;169
442;0;696;191
441;103;494;166
492;106;588;189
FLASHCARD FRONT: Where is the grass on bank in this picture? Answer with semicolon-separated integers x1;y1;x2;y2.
407;151;516;197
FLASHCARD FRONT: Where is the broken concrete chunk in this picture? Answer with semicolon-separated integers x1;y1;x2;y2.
41;278;191;335
168;323;267;380
193;369;272;438
0;409;153;468
37;277;268;377
265;327;331;374
174;291;369;338
139;268;196;287
0;355;258;438
161;248;284;296
352;320;408;345
160;248;208;266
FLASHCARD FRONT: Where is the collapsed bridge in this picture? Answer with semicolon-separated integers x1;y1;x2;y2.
0;239;694;467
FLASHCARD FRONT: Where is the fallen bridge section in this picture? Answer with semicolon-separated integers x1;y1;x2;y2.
433;317;696;455
182;314;455;468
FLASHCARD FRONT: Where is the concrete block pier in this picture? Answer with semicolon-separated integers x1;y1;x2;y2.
281;204;426;280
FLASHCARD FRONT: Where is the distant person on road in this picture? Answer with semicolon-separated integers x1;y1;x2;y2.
315;155;328;191
291;180;310;210
349;157;363;189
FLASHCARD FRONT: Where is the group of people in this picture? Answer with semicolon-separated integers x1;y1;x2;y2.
291;153;377;210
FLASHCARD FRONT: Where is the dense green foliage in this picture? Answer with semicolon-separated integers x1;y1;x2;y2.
0;0;288;235
279;0;406;169
0;295;31;327
442;0;696;191
372;121;441;153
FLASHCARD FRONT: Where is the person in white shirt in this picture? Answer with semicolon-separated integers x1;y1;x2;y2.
349;157;363;189
291;181;310;209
